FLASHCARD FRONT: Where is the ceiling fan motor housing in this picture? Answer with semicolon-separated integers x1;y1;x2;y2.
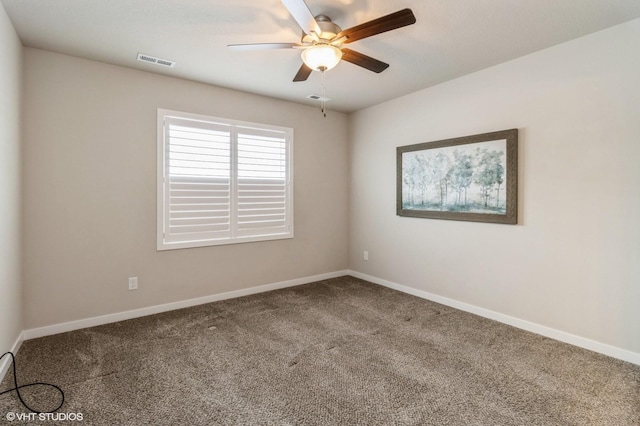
302;15;342;43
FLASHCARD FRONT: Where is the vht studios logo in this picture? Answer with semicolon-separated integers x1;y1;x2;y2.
5;411;84;422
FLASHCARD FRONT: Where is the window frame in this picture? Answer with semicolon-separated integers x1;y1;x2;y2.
157;109;294;251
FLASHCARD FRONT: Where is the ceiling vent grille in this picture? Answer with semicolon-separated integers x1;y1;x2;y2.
307;94;330;102
137;53;175;68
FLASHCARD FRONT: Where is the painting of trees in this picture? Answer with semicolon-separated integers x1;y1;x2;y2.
401;139;508;214
397;129;517;224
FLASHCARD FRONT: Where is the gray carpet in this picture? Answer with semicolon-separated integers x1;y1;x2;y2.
1;276;639;425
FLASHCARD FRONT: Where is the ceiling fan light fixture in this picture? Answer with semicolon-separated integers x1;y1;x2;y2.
301;44;343;72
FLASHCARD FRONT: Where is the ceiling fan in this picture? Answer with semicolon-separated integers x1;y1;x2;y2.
228;0;417;82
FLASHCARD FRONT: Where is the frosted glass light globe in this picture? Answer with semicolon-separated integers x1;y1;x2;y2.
301;44;343;71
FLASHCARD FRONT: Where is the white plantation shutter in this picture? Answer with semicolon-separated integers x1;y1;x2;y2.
158;110;293;250
163;117;232;244
236;127;289;238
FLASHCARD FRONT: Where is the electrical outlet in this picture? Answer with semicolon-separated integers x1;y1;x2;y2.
363;251;369;261
128;277;138;291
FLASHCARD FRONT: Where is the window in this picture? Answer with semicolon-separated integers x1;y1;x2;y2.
157;109;293;250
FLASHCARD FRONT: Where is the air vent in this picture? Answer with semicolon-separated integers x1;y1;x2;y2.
136;53;175;68
307;94;330;102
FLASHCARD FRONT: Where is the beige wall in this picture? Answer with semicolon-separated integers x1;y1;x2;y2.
22;48;349;329
0;4;22;353
349;19;640;355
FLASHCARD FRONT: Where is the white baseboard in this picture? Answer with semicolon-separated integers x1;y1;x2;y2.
23;270;349;340
348;270;640;366
0;332;24;382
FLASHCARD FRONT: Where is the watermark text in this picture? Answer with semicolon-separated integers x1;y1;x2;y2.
5;412;83;422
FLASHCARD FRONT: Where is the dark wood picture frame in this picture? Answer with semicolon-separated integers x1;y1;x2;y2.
397;129;518;224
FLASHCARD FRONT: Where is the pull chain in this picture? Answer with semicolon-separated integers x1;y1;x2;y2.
320;67;327;118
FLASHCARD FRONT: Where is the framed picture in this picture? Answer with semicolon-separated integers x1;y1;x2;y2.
397;129;518;224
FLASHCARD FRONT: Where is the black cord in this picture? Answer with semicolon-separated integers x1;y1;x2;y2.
0;352;65;414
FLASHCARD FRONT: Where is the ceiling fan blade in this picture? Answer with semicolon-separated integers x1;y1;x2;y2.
337;8;416;44
341;48;389;73
293;63;313;82
227;43;298;51
281;0;321;36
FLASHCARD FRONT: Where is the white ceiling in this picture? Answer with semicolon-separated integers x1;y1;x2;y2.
3;0;640;113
